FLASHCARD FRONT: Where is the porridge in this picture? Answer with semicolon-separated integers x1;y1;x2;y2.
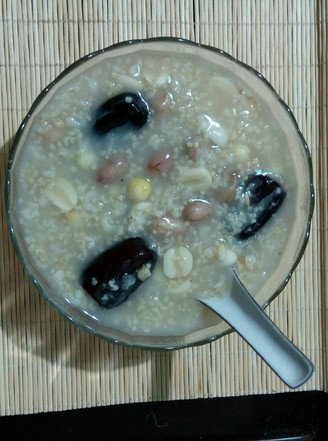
11;44;295;338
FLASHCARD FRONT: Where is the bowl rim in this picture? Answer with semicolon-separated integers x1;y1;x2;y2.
5;37;315;351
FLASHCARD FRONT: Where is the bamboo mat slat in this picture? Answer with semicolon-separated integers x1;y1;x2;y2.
0;0;327;416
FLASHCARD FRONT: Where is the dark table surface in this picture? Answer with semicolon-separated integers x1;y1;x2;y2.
0;390;327;440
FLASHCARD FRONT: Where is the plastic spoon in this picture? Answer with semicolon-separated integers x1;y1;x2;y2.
198;268;314;388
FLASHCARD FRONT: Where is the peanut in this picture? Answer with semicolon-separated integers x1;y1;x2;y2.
148;151;174;174
151;215;186;235
97;154;128;184
182;200;213;222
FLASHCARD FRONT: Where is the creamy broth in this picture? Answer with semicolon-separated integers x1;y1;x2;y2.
14;49;295;336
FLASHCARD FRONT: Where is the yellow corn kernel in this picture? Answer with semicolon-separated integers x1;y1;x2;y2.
128;178;152;202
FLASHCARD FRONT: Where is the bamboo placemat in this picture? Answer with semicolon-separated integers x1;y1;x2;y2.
0;0;327;416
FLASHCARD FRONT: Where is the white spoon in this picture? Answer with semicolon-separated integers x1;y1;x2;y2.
198;268;314;388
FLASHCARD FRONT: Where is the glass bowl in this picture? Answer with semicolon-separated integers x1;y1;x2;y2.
6;38;314;350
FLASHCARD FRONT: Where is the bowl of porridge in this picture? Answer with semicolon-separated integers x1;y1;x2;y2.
6;38;314;350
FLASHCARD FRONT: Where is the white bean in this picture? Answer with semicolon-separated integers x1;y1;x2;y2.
179;167;212;191
217;244;237;266
163;246;193;279
199;114;228;147
44;177;78;212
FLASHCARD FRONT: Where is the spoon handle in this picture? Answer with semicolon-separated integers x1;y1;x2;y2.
199;271;314;388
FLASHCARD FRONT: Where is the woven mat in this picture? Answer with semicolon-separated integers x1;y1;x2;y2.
0;0;327;416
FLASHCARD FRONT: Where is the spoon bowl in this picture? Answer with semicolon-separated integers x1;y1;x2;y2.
6;38;314;350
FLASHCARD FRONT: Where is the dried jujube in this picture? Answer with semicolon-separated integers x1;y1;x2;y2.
81;237;157;308
236;173;286;240
245;174;282;205
93;92;150;134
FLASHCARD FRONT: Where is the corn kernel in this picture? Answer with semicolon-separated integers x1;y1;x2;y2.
128;178;152;202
